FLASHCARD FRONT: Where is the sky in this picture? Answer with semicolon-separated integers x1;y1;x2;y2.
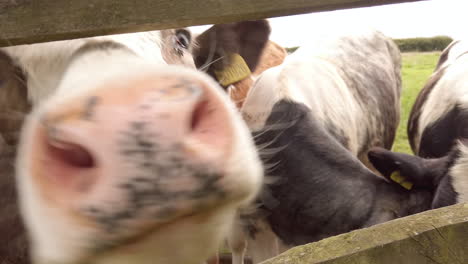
190;0;468;48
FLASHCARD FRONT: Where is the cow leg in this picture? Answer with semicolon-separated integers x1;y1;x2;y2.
228;217;248;264
247;221;280;264
277;242;291;255
206;252;220;264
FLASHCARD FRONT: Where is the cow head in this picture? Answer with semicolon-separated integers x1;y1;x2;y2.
367;141;468;209
2;22;269;264
192;20;271;90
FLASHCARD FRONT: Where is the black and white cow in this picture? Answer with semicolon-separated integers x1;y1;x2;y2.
408;39;468;158
368;39;468;211
229;28;444;263
0;21;271;264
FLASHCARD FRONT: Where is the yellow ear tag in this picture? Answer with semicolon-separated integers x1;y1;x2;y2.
390;171;414;190
214;53;252;87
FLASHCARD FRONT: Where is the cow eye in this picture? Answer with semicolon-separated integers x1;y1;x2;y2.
175;29;191;53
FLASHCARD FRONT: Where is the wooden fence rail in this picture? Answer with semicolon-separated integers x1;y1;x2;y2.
263;203;468;264
0;0;427;47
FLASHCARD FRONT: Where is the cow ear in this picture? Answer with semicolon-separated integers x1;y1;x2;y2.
367;147;434;190
192;20;271;87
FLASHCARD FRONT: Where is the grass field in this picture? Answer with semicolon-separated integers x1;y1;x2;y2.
392;52;441;154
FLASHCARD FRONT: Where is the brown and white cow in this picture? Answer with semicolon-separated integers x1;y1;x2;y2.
231;28;446;263
192;24;287;110
368;39;468;210
0;21;271;264
227;41;287;109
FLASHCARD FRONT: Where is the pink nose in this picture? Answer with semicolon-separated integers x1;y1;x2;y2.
28;74;234;229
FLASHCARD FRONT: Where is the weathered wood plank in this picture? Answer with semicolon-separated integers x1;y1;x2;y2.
262;203;468;264
0;0;427;47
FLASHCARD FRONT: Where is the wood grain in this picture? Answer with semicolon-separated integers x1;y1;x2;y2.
264;203;468;264
0;0;426;47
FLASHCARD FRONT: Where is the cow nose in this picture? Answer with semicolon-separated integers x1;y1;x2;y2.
30;74;233;198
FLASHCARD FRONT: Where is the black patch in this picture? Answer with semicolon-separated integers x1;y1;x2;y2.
407;68;447;154
418;105;468;158
431;145;461;208
192;20;270;89
432;174;458;208
82;96;100;120
252;100;438;246
254;100;379;245
407;44;468;155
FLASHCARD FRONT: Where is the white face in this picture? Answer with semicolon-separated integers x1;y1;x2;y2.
6;29;263;264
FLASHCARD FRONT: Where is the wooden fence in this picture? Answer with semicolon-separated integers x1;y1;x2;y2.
263;203;468;264
1;0;426;47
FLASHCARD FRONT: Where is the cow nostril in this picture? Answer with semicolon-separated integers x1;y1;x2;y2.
191;99;209;132
47;138;95;169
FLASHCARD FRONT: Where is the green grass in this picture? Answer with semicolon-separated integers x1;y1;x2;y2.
392;52;441;154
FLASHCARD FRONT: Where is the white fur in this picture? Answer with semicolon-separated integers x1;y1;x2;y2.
3;31;164;105
438;40;468;69
242;32;375;155
414;43;468;152
448;141;468;203
12;31;263;264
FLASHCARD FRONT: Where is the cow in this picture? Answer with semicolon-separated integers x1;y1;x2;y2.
408;39;468;158
230;28;444;263
227;41;287;108
368;39;468;211
0;20;272;264
192;24;287;109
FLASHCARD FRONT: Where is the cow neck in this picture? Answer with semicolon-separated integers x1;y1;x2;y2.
253;99;435;244
254;99;375;183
